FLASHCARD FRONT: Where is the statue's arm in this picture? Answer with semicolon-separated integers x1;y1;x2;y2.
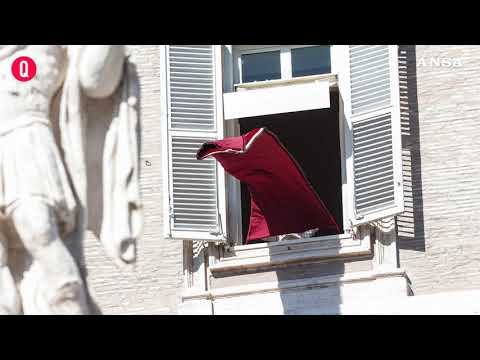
77;45;126;99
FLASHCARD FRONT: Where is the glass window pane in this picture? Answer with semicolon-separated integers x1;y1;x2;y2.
241;50;281;83
291;46;331;77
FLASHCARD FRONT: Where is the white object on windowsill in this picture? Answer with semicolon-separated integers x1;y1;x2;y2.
234;73;337;91
224;78;331;120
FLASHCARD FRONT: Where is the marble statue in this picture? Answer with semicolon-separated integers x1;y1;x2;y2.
0;45;142;315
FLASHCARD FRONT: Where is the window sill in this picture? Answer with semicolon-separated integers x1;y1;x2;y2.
234;73;338;92
209;228;371;276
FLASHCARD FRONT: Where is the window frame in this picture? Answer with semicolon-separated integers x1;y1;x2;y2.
160;45;404;282
172;45;403;296
233;45;335;86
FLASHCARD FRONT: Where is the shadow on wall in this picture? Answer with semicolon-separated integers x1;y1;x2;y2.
396;45;426;256
273;92;345;315
211;248;351;315
274;255;345;315
211;236;377;314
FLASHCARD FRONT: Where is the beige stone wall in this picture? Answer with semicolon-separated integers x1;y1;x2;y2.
398;45;480;295
79;45;184;315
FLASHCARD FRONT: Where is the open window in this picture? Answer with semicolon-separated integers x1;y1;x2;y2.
237;93;344;244
160;45;404;247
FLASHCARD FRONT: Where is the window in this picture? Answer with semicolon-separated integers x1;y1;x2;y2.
160;45;404;249
241;50;281;83
291;46;331;77
235;45;332;85
238;92;344;244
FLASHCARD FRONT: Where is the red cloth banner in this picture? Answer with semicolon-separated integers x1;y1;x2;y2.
197;128;340;243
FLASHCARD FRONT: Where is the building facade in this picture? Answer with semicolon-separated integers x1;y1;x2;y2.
81;45;480;314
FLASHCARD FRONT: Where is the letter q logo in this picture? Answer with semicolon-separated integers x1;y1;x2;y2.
11;56;37;82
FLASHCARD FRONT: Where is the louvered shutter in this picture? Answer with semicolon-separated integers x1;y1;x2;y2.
340;45;404;226
160;45;227;241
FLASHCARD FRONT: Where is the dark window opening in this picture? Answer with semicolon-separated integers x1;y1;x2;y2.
238;91;343;244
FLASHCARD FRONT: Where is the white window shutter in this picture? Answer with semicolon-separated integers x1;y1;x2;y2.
341;45;404;227
160;45;227;241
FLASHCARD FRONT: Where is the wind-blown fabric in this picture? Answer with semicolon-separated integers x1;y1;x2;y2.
197;128;340;243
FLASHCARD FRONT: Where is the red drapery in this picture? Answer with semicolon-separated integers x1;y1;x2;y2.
197;128;340;243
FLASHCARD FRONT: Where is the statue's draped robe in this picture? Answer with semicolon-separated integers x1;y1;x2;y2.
57;46;142;267
0;45;142;314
